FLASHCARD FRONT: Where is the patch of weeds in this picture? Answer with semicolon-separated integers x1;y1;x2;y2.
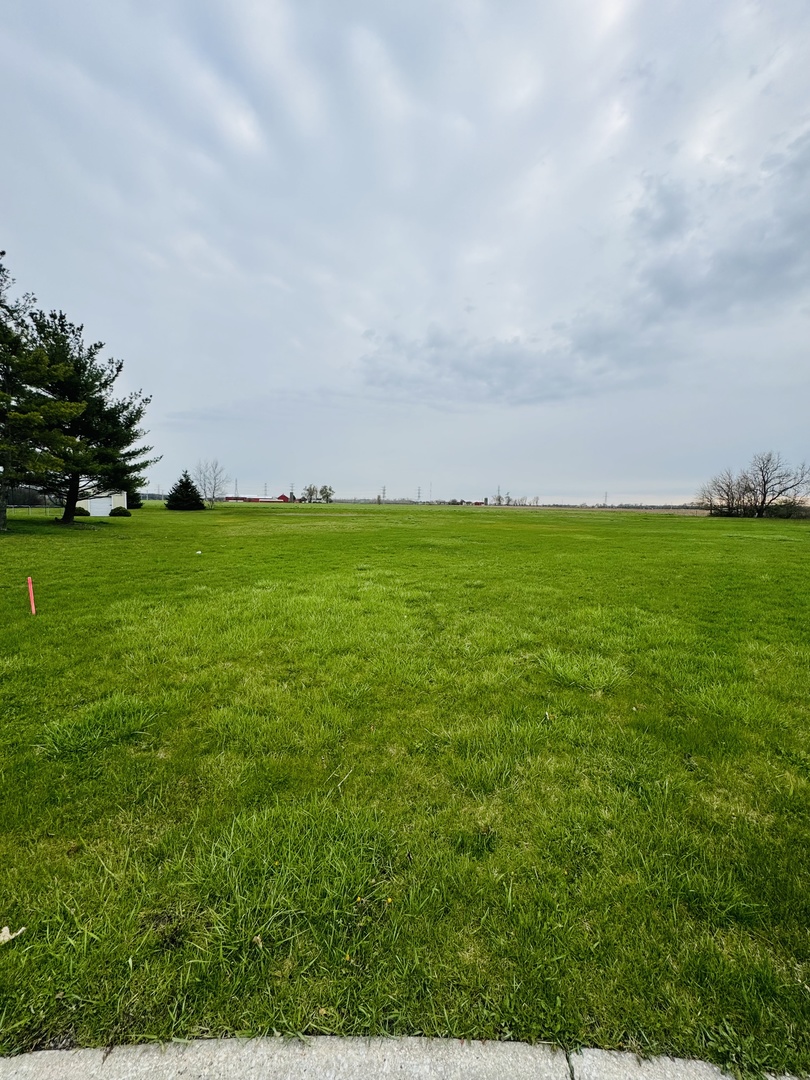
539;648;630;693
36;695;157;759
774;746;810;778
449;757;514;798
701;1017;784;1080
451;825;498;857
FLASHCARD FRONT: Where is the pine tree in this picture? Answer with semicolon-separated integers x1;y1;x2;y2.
31;310;158;525
0;255;85;531
165;470;205;511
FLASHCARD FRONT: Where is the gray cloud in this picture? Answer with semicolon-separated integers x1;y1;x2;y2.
632;176;692;243
632;129;810;321
360;313;668;407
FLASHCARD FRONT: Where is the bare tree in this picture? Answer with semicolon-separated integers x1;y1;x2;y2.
698;453;810;517
319;484;335;503
697;467;749;517
194;459;230;508
745;451;810;517
302;483;319;503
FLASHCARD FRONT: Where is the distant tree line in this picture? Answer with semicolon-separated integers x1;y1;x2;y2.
698;452;810;517
300;484;335;503
3;484;50;507
0;253;157;529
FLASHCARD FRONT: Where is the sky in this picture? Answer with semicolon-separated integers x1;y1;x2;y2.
3;0;809;502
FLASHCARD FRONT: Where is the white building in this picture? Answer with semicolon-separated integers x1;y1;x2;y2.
76;492;128;516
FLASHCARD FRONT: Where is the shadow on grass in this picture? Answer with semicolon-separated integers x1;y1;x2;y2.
2;516;110;536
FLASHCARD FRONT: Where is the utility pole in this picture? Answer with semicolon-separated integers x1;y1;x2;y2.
234;477;239;497
417;486;421;503
264;482;268;498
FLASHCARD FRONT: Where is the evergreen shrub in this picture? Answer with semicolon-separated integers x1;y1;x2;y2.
165;471;206;511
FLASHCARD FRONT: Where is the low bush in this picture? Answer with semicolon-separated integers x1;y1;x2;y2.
73;506;91;516
109;506;131;517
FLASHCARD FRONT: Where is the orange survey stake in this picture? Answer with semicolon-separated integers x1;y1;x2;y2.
27;577;36;615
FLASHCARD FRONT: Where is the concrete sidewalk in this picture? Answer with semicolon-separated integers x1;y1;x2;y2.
0;1036;754;1080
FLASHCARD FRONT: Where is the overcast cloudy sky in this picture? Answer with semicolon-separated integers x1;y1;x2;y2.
4;0;809;501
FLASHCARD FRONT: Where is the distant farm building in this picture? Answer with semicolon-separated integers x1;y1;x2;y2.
224;495;288;503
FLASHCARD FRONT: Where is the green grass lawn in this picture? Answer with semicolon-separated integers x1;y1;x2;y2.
1;503;808;1076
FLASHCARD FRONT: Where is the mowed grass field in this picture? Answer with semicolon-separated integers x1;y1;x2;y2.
1;503;809;1076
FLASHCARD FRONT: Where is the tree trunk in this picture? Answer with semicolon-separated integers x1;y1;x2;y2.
0;489;7;532
59;473;81;524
